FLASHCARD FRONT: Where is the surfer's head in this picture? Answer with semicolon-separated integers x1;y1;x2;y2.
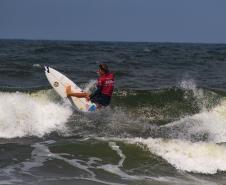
98;63;109;75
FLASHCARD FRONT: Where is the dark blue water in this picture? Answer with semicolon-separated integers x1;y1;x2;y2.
0;39;226;185
1;39;226;90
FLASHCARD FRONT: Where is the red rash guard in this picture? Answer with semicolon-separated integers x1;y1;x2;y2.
97;72;114;96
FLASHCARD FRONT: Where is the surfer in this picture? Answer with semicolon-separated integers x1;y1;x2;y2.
66;64;114;108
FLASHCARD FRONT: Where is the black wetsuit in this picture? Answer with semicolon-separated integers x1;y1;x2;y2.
90;87;111;106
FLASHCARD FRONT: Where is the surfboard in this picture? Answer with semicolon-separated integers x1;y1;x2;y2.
44;66;96;112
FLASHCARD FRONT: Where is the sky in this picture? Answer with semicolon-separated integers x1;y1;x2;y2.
0;0;226;43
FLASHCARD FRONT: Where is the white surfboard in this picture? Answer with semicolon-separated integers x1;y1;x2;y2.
44;66;96;112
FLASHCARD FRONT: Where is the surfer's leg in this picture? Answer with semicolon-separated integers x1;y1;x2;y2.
65;85;89;99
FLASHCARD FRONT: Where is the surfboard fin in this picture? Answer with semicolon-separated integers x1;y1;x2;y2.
44;66;50;73
88;104;97;112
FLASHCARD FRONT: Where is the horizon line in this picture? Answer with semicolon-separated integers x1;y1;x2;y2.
0;37;226;45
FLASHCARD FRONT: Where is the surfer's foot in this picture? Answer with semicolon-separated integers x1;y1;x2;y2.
65;85;72;96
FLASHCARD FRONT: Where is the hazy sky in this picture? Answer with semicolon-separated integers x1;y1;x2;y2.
0;0;226;43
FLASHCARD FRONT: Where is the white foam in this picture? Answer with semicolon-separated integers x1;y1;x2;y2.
162;99;226;143
97;142;141;180
210;100;226;141
126;137;226;174
21;142;54;171
0;92;72;138
26;142;126;185
140;99;226;174
109;142;125;167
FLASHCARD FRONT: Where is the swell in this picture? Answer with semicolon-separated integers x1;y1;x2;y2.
0;82;223;139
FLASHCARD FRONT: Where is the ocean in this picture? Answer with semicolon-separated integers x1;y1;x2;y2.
0;39;226;185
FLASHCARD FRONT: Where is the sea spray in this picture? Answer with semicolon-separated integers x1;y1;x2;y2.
179;79;220;111
82;80;97;94
0;91;72;138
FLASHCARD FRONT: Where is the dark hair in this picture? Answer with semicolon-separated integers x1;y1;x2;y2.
99;63;109;73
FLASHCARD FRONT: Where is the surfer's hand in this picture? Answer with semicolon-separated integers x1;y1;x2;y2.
66;85;72;96
85;93;90;101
